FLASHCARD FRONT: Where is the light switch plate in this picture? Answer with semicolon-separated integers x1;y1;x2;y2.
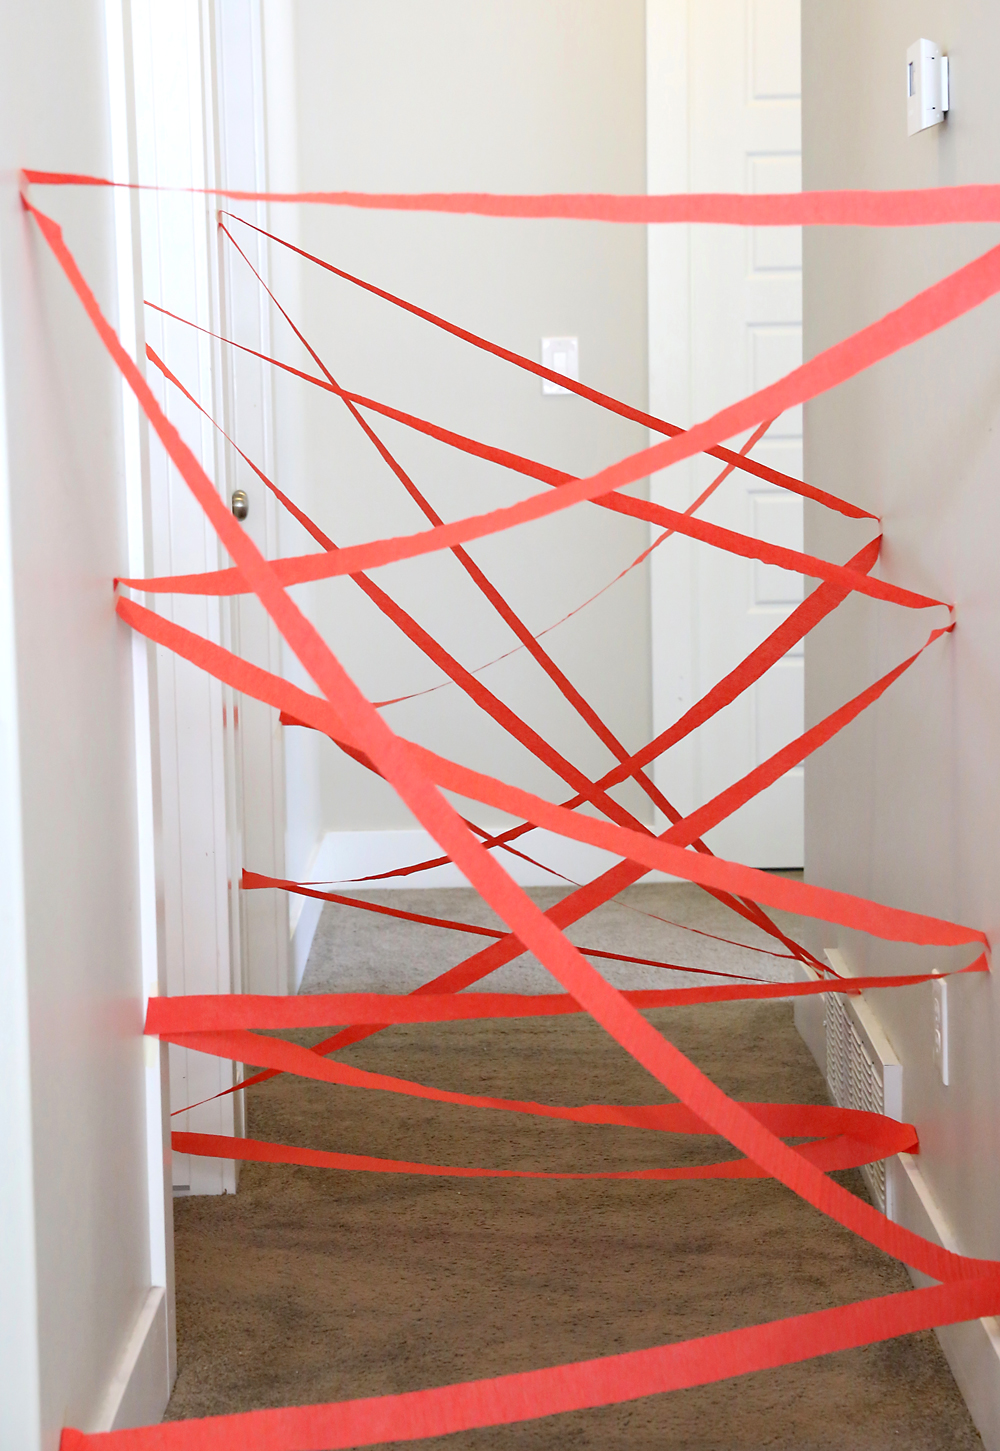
541;336;578;395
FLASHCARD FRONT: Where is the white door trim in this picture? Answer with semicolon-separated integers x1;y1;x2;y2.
104;0;175;1406
129;0;244;1195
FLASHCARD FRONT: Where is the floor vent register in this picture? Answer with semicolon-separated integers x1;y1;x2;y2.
824;954;903;1218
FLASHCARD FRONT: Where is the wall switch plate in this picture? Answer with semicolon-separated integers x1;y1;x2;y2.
932;976;950;1086
541;336;578;394
907;39;949;136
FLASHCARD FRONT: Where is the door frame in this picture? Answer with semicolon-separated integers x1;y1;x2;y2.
126;0;288;1196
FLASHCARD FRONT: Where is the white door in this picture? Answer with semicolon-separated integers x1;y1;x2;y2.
131;0;243;1196
129;0;289;1194
215;0;291;1002
647;0;804;867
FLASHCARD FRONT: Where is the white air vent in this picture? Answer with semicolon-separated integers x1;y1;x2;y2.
823;949;903;1217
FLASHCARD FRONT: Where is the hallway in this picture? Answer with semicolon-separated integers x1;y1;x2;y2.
166;886;981;1448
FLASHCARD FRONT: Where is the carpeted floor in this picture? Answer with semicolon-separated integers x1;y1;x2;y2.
293;881;827;996
167;884;982;1449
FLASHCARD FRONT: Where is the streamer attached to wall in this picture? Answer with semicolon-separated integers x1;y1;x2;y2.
20;169;999;1451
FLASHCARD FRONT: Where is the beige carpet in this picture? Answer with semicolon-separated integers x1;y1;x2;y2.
295;881;826;996
167;884;982;1449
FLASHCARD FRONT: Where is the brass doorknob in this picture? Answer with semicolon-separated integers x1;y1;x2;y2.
231;489;249;520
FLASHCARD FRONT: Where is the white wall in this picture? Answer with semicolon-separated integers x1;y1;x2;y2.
0;0;171;1441
277;0;651;855
802;2;1000;1436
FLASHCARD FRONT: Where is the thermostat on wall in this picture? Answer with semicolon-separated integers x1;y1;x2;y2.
907;38;949;135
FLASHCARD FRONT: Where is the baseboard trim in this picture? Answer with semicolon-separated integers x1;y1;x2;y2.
792;957;1000;1450
90;1286;171;1432
890;1154;1000;1451
288;827;676;987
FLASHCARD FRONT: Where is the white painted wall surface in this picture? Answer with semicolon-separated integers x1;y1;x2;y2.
0;0;172;1439
277;1;651;863
802;4;1000;1440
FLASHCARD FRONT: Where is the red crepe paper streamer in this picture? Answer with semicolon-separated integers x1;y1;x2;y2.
60;1277;1000;1451
22;171;997;1450
22;170;1000;223
142;323;816;970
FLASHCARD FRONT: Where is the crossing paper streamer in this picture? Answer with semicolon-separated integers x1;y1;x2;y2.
23;171;997;1450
